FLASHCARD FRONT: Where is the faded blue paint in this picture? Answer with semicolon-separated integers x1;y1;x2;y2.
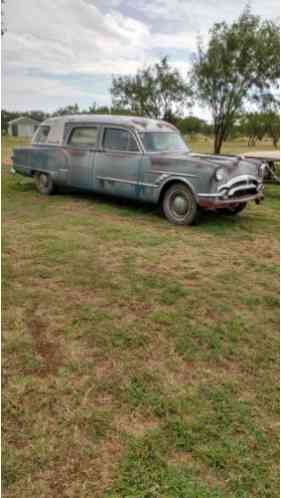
12;114;264;210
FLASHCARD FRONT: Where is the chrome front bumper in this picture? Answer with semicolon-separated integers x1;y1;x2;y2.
197;175;264;208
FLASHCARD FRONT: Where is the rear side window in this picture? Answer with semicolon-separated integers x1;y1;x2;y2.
103;128;139;152
34;126;50;144
68;127;98;147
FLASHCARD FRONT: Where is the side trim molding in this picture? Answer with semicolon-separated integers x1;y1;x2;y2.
96;176;157;188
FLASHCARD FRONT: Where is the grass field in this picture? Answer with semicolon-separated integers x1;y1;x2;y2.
2;136;280;498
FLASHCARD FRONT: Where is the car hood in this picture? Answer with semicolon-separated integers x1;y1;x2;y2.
149;151;261;177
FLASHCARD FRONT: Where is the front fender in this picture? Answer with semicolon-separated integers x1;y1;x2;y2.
156;175;198;203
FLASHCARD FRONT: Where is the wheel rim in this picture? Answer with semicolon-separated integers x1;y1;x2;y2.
39;174;49;188
170;192;190;219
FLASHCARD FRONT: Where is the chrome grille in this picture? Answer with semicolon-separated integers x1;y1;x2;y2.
218;175;261;199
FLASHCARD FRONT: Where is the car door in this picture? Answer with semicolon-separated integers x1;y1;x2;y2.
66;126;99;189
93;126;143;199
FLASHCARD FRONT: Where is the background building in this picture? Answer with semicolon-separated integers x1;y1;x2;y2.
8;116;40;137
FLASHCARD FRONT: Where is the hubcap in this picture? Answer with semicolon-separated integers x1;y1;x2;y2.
40;174;48;188
172;194;188;216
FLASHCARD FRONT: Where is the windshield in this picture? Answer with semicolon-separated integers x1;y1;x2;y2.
139;132;190;153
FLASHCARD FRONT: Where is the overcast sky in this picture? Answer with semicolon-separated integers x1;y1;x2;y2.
1;0;280;118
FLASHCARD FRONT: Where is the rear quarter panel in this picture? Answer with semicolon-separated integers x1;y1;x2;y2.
12;146;33;176
12;145;70;185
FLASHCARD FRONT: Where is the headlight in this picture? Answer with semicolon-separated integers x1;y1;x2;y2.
215;168;225;182
258;163;267;178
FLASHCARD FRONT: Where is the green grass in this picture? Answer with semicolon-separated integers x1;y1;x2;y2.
2;136;280;498
189;135;278;154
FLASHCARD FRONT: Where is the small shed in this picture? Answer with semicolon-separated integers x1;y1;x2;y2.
8;116;41;138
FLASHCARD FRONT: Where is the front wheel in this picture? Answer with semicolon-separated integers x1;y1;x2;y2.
35;172;56;195
162;183;198;225
218;202;247;215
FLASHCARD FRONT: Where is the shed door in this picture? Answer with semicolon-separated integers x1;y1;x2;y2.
12;124;18;137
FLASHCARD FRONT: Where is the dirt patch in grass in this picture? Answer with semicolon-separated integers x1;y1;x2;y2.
12;437;125;498
92;438;125;497
27;312;63;376
94;358;121;382
169;450;193;464
113;412;159;437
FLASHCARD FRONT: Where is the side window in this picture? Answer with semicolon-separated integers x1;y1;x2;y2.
128;133;139;152
68;127;98;147
103;128;139;152
34;125;50;144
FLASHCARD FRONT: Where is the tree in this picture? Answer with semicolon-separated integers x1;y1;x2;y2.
87;102;97;113
258;94;280;148
240;111;280;148
176;116;207;136
1;110;20;133
240;113;266;146
92;105;111;114
191;6;280;153
86;103;131;115
111;57;192;120
264;111;280;148
26;110;49;122
52;103;80;116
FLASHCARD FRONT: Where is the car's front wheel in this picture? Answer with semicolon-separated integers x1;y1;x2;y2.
162;183;198;225
35;172;56;195
218;202;247;215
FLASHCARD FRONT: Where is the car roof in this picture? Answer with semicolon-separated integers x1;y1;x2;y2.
42;114;177;133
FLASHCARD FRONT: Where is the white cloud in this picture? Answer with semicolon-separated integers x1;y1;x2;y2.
4;0;151;72
152;32;198;52
1;0;279;113
2;0;154;109
136;0;279;27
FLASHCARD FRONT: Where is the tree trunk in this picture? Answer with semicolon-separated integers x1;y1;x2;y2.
273;136;279;149
214;128;224;154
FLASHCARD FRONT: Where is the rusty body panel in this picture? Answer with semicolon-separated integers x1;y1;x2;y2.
11;114;265;221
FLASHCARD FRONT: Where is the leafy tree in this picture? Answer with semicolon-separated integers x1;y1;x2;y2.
176;116;207;136
93;106;111;114
258;94;280;148
111;57;192;120
191;6;280;153
240;111;280;148
52;103;80;116
87;102;97;113
26;110;49;122
265;111;280;148
86;103;134;115
2;110;20;133
240;113;266;146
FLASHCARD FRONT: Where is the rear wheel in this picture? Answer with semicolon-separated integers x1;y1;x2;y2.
35;172;55;195
162;183;198;225
218;202;247;215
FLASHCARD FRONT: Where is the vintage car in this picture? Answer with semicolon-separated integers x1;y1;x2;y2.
11;115;266;225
